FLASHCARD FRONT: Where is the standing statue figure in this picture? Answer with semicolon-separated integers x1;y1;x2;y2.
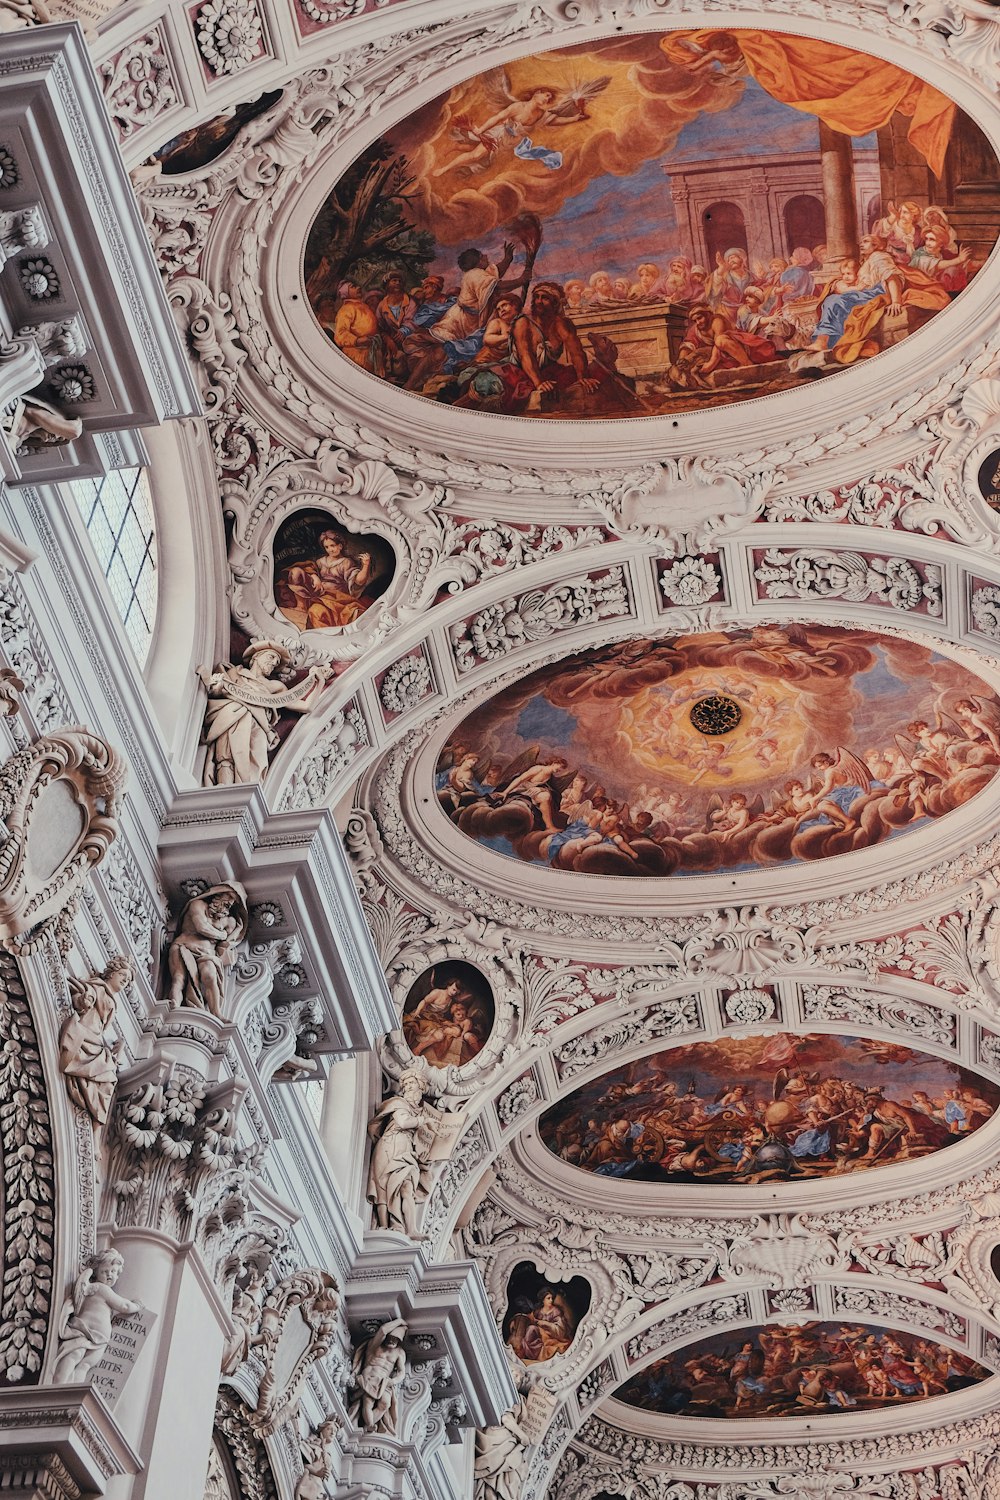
366;1070;453;1238
295;1416;338;1500
348;1319;408;1434
474;1405;532;1500
57;955;133;1126
197;640;330;786
166;882;249;1016
221;1264;266;1375
53;1248;141;1382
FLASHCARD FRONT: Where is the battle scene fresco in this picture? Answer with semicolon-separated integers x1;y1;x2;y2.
304;30;1000;421
272;509;394;632
400;961;495;1067
502;1262;591;1364
538;1032;1000;1185
613;1321;989;1418
435;626;1000;878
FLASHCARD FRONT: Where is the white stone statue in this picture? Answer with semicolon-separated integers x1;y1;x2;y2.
13;392;83;448
474;1405;532;1500
57;956;132;1127
366;1070;451;1238
348;1318;408;1435
53;1248;141;1383
221;1264;266;1376
295;1416;338;1500
166;882;248;1016
197;640;330;786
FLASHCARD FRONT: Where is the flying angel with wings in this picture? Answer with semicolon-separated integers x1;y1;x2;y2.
432;67;611;179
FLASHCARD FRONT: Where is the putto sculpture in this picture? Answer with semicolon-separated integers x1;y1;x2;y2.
197;640;330;786
53;1248;142;1383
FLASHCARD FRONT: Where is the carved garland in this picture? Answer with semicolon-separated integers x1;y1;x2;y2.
0;949;54;1383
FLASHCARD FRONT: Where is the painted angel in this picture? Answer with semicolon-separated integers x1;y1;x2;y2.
800;747;873;830
432;68;611;178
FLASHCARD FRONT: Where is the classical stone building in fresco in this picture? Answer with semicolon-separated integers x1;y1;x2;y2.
3;5;1000;1500
667;148;881;267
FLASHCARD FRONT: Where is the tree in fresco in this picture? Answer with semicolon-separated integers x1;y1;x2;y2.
305;143;435;298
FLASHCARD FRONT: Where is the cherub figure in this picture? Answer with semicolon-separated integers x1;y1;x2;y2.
53;1249;142;1382
434;67;610;178
349;1319;408;1434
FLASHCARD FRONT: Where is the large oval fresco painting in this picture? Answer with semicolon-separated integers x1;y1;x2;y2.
305;31;1000;421
538;1032;1000;1185
612;1321;989;1419
435;627;1000;877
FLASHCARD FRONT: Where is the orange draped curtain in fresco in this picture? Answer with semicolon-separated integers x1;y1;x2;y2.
660;30;955;177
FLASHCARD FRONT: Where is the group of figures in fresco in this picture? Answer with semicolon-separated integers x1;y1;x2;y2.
615;1322;987;1419
272;510;392;633
501;1263;590;1365
400;961;494;1068
304;28;999;420
540;1033;1000;1185
436;627;1000;878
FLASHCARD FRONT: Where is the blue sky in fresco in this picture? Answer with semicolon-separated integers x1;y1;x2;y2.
434;78;877;282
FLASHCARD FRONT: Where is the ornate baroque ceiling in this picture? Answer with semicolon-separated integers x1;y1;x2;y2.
93;0;1000;1494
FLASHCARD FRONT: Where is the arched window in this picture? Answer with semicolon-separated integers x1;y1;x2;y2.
701;200;748;266
71;467;158;667
783;193;827;254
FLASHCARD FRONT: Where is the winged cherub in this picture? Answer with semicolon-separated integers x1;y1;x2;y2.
433;67;611;178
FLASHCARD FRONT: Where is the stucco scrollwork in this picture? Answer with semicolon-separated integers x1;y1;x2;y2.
0;728;125;954
226;455;415;663
753;549;942;616
252;1267;341;1434
449;567;633;675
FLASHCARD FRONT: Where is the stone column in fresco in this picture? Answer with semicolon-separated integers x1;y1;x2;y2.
819;120;860;262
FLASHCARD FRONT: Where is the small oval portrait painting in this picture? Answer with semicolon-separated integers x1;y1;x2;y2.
272;509;395;633
502;1262;591;1364
401;961;495;1068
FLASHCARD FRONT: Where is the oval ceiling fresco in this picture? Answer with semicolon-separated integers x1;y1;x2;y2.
538;1032;1000;1185
435;627;1000;877
304;30;1000;422
612;1321;989;1419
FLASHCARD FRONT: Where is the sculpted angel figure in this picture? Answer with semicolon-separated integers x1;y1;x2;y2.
474;1404;532;1500
197;640;331;786
295;1416;338;1500
348;1319;408;1434
166;882;249;1017
53;1249;141;1382
58;955;133;1127
366;1070;453;1238
433;67;610;178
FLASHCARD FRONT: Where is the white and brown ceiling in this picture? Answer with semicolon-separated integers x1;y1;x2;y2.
88;0;1000;1494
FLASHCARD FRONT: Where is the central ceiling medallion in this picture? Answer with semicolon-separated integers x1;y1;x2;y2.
690;693;742;736
436;626;1000;878
305;30;998;422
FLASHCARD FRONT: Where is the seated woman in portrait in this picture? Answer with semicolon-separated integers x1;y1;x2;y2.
507;1290;576;1364
278;529;374;630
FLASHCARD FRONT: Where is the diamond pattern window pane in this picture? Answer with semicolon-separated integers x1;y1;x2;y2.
71;467;158;667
